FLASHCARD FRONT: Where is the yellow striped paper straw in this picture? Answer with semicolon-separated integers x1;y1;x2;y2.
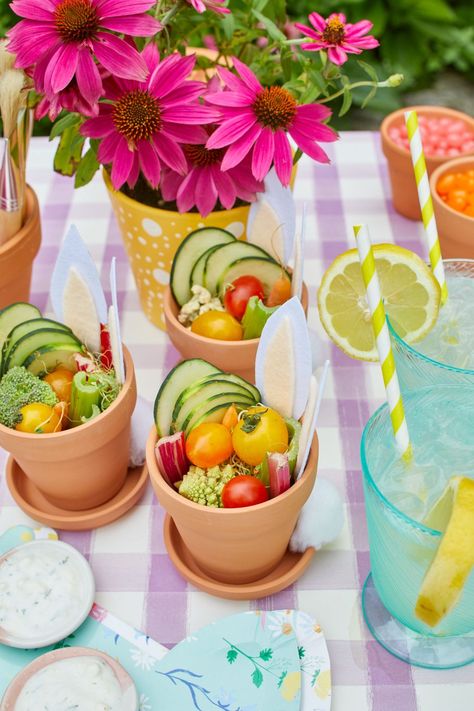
405;110;448;304
354;224;412;460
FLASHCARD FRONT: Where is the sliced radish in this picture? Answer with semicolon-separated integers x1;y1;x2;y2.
100;323;113;370
155;431;189;487
267;452;291;498
74;353;96;372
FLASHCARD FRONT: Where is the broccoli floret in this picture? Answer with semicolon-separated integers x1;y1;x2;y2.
0;367;58;429
177;464;235;507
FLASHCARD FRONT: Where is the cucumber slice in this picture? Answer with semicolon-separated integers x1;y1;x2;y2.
0;303;41;355
24;345;82;376
217;258;291;299
153;358;221;436
2;318;72;370
204;372;260;403
190;246;221;288
171;379;255;433
203;241;277;295
170;228;236;306
183;398;253;435
4;329;82;372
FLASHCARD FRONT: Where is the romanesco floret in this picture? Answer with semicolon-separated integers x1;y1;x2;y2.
0;367;58;429
177;464;235;507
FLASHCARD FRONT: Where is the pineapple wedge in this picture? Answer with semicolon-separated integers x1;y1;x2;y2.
416;476;474;628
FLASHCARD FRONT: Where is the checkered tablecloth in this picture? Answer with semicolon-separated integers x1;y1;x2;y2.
1;134;473;711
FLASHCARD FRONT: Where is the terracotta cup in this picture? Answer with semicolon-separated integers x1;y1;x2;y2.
147;426;318;585
0;186;41;310
0;347;137;511
381;106;474;220
163;282;309;383
0;647;138;710
430;156;474;259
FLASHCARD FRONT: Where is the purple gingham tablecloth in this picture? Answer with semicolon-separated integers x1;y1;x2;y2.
1;134;473;711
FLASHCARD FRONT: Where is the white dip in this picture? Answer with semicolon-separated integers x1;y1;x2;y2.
0;541;90;642
14;656;126;711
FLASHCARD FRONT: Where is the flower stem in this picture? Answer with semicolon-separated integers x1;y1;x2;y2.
318;79;388;104
223;639;280;679
293;148;303;165
160;0;183;26
284;38;306;46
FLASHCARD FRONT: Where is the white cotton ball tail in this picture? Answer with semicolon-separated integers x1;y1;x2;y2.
129;397;153;468
290;476;345;552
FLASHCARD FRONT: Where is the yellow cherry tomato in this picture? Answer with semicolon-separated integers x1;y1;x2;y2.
43;368;74;403
185;422;233;468
232;405;289;467
15;402;64;434
191;311;243;341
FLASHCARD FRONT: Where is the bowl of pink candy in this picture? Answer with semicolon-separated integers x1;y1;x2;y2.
381;105;474;220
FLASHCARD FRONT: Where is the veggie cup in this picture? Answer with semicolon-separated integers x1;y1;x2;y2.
147;426;318;586
163;281;309;383
0;347;136;510
430;156;474;259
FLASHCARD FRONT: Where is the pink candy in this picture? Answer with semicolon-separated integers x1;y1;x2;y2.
388;115;474;158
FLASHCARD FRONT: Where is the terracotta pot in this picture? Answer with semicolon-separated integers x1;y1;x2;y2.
147;427;318;585
430;156;474;258
0;186;41;310
0;347;137;511
0;647;138;710
381;106;474;220
164;282;309;383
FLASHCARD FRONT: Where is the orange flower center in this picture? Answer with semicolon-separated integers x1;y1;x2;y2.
252;86;297;131
113;90;162;144
184;144;225;167
54;0;99;43
322;17;346;45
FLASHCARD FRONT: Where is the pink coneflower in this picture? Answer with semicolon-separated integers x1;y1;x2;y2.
205;57;338;186
161;128;264;216
81;46;219;190
295;12;379;66
35;79;98;120
186;0;230;14
7;0;161;106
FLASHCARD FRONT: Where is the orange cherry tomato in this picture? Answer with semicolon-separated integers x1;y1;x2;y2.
15;402;64;434
191;311;243;341
222;404;239;431
185;423;233;469
43;368;74;402
448;189;468;212
464;205;474;218
266;275;292;307
437;173;456;195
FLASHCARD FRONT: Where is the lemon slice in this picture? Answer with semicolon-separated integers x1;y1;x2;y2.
416;476;474;627
317;244;441;361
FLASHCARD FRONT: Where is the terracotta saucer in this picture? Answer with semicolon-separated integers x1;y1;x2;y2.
6;457;149;531
164;514;315;600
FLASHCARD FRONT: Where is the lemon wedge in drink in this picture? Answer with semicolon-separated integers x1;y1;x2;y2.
416;476;474;627
317;244;441;361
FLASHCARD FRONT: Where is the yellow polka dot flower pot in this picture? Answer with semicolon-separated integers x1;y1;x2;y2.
104;171;250;331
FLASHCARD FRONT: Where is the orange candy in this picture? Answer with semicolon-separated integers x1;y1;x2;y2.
436;168;474;217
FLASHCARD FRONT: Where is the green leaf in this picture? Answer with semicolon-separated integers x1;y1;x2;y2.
74;147;100;188
53;126;85;177
278;671;287;688
412;0;456;23
251;668;263;688
49;112;81;141
357;60;378;83
361;83;378;110
221;12;235;41
251;9;286;42
298;646;305;659
227;649;238;664
259;648;273;661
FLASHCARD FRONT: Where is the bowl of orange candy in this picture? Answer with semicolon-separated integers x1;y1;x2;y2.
430;156;474;259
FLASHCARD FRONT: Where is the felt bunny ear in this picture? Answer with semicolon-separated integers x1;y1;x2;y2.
247;167;296;263
153;611;302;709
108;257;125;384
296;360;330;479
291;204;306;301
255;296;312;420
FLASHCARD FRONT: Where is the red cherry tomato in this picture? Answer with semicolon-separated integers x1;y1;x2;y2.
224;276;265;321
222;475;269;508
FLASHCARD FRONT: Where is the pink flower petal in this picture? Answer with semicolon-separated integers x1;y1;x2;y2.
44;43;79;93
300;41;326;52
153;132;187;173
177;168;200;212
10;0;54;21
95;0;155;18
8;22;59;67
111;136;135;189
308;12;326;32
127;153;140;189
76;49;103;106
206;114;257;150
160;168;183;202
289;127;331;165
273;131;293;186
149;53;195;98
138;139;161;188
296;103;332;123
216;67;255;98
293;114;338;143
220;123;261;170
294;23;321;41
343;37;379;50
345;20;373;38
251;127;274;182
231;56;262;94
100;14;161;36
97;131;122;163
161;122;208;144
161;105;220;125
93;33;148;81
211;164;236;209
205;91;252;108
81;114;115;139
163;82;205;107
327;45;348;65
195;167;218;216
142;42;160;72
